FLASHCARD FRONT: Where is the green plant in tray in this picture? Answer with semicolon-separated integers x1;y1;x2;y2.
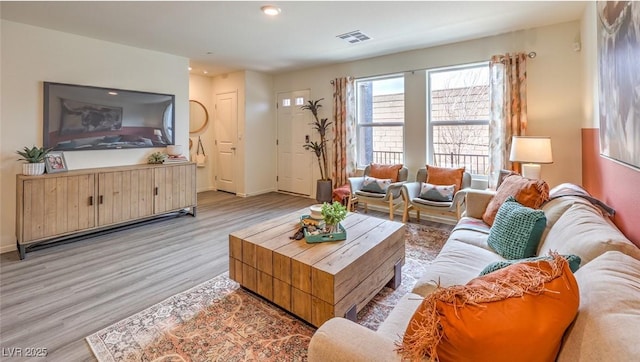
321;201;348;233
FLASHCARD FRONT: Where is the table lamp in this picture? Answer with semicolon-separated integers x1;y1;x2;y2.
509;136;553;179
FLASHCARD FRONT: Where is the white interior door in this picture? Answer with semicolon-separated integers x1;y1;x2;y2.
277;90;312;196
215;91;238;193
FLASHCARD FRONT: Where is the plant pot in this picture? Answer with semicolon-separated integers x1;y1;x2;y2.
23;162;45;176
316;179;333;204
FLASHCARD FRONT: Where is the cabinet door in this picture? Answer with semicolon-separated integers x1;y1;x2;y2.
21;175;96;243
98;169;153;226
154;164;196;214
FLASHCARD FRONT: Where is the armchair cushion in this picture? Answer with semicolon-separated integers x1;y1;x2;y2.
426;165;465;192
369;163;403;182
419;183;455;202
361;176;392;193
482;174;549;226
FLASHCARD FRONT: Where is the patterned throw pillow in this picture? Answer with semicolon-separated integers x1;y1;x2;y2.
398;254;579;362
419;183;455;202
479;254;581;276
361;176;392;193
487;196;547;260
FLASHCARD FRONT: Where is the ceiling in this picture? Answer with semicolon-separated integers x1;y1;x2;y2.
0;1;588;77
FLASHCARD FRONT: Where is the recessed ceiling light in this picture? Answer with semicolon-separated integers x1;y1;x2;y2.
188;66;192;71
261;5;281;16
108;91;118;95
203;70;208;74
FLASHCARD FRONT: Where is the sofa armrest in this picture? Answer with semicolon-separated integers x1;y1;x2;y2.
464;189;496;219
308;318;401;362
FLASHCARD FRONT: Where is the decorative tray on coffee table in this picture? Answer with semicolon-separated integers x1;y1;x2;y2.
300;215;347;243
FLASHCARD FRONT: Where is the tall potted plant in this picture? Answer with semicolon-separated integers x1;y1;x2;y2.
301;98;333;203
16;146;50;176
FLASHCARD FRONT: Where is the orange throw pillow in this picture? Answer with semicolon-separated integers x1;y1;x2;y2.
482;174;549;226
426;165;465;192
398;254;579;362
369;163;403;182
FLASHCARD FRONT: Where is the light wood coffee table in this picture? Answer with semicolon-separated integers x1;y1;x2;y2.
229;208;405;327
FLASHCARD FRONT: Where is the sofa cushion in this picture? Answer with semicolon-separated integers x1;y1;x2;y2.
538;203;640;265
399;255;579;362
425;165;465;192
482;174;549;226
419;182;454;202
412;239;505;297
361;176;392;193
487;197;547;260
369;163;403;182
479;254;581;276
557;251;640;362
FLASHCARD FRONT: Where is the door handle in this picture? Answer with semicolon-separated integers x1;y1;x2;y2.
99;195;103;204
89;196;94;206
231;147;236;150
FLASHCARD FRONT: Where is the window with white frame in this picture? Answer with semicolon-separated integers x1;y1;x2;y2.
355;75;405;167
427;63;490;175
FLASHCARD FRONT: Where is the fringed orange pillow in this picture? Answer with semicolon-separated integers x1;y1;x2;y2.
482;174;549;226
369;163;403;182
398;254;579;362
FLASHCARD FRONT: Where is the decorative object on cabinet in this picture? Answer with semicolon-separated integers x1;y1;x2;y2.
44;151;68;174
16;145;51;176
148;152;167;164
15;163;197;259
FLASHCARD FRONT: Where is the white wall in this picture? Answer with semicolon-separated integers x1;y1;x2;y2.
189;74;216;192
580;2;599;129
0;20;189;253
244;70;276;196
274;21;584;189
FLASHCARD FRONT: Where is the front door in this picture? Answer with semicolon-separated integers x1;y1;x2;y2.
277;90;313;196
215;91;238;193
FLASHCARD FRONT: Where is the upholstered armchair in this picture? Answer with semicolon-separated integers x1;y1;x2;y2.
347;164;409;220
401;167;472;223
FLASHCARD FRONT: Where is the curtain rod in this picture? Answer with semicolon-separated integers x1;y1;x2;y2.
329;51;536;84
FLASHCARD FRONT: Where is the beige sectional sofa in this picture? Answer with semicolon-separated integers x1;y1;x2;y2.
308;189;640;361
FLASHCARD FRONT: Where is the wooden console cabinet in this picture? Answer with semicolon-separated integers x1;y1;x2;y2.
16;163;196;259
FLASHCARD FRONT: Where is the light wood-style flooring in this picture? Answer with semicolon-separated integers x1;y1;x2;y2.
0;191;440;361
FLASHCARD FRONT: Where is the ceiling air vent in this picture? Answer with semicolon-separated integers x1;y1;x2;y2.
336;30;371;44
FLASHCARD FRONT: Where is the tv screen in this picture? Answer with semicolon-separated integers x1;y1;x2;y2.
43;82;175;151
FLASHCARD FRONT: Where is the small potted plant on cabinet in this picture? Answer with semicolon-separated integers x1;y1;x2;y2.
301;98;333;203
16;145;50;175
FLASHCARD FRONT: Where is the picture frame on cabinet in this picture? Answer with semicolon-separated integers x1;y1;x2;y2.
45;151;68;173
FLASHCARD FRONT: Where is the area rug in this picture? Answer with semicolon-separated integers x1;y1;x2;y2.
86;223;451;361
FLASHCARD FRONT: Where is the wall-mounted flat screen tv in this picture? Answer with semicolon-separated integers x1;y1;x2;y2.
43;82;175;151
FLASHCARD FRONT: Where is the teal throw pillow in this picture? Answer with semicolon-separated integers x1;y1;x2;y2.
479;254;582;276
361;176;392;193
487;196;547;260
419;183;455;202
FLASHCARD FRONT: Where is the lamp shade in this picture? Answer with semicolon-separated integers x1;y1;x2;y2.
509;136;553;164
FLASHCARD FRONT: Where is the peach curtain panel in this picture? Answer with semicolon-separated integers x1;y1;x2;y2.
488;53;528;189
332;77;355;188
